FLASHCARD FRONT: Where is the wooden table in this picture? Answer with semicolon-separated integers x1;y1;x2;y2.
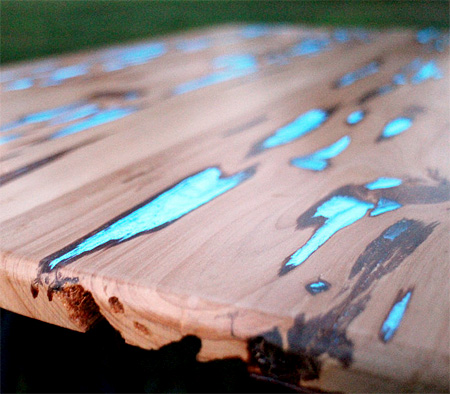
1;25;448;392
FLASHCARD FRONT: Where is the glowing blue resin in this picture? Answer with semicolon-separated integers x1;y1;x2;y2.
383;220;410;241
49;104;99;125
336;61;379;88
283;196;374;270
241;25;270;39
176;38;211;53
416;27;441;44
50;107;136;139
174;54;257;95
370;198;402;217
0;134;20;145
45;64;89;85
346;110;365;125
392;74;407;85
291;38;331;57
411;60;443;84
5;78;34;91
365;177;402;190
262;109;329;150
291;135;351;171
381;117;413;139
103;43;166;72
380;291;412;342
306;280;330;294
46;167;253;269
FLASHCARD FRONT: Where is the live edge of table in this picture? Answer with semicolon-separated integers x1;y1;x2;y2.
0;25;449;393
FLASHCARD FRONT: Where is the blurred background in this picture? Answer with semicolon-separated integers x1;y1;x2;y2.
1;1;449;393
1;0;449;65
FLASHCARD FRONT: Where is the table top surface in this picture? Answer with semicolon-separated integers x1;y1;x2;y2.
1;24;449;392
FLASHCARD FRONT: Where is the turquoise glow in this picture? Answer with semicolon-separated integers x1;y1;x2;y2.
50;107;136;139
346;110;365;125
174;54;257;95
291;38;331;56
306;280;330;294
411;61;443;84
291;135;351;171
176;38;211;53
49;104;99;125
45;64;89;85
46;167;253;269
0;134;20;145
416;27;441;44
283;196;374;271
335;61;379;88
383;220;410;241
365;177;402;190
103;43;166;72
381;117;413;138
5;78;34;91
262;109;329;150
380;291;412;342
370;198;402;216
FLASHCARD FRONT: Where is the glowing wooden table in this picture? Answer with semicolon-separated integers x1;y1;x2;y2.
1;25;448;392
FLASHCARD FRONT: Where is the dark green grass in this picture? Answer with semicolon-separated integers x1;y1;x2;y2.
1;0;449;64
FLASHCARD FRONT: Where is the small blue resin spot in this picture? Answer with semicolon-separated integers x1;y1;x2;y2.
45;167;253;269
50;107;136;139
174;54;257;95
365;177;402;190
45;64;89;86
241;25;271;39
262;109;329;150
411;60;443;84
305;280;331;295
380;291;412;342
291;38;332;57
383;220;410;241
381;117;413;139
416;27;441;44
283;196;374;271
103;43;166;72
5;78;34;91
0;134;20;145
346;110;365;125
335;61;379;88
291;135;351;171
176;38;211;53
370;198;402;217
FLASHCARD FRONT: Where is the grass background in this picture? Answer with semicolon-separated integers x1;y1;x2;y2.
1;0;449;64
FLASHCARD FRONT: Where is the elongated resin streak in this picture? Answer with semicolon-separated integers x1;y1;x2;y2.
370;198;402;216
250;108;332;155
365;177;402;190
346;110;365;125
280;196;374;275
380;290;412;342
291;135;350;171
39;167;255;272
334;61;380;88
379;117;413;140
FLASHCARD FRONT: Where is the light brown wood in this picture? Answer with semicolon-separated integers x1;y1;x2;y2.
1;25;449;392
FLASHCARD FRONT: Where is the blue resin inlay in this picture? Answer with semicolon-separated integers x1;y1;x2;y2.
346;110;365;125
50;107;136;139
411;60;443;84
103;43;166;72
174;54;257;95
5;78;34;91
380;291;412;342
45;167;253;270
241;25;271;39
365;177;402;190
416;27;441;44
49;104;100;125
392;73;407;85
291;38;332;57
283;196;374;270
370;198;402;217
45;64;89;86
0;134;20;145
381;117;413;139
261;109;329;150
383;220;410;241
335;61;379;88
306;280;331;295
291;135;351;171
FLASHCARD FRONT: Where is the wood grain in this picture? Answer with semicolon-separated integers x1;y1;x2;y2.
1;25;449;392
